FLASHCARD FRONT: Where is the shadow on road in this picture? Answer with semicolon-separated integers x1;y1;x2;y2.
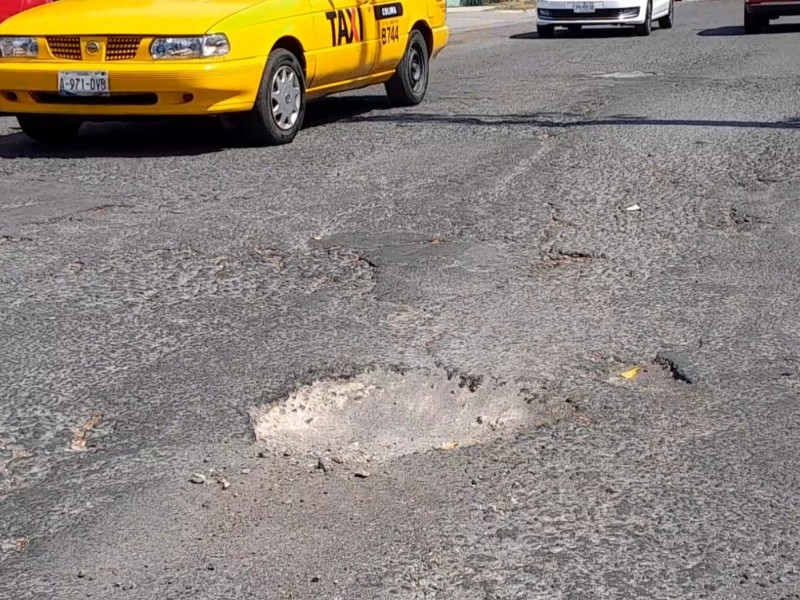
347;111;800;131
699;23;800;36
305;95;392;128
511;27;640;40
0;95;390;159
0;118;228;159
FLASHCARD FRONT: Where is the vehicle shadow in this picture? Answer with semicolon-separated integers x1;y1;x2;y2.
511;27;640;40
345;111;800;131
0;95;391;159
699;23;800;36
305;95;392;128
0;118;228;159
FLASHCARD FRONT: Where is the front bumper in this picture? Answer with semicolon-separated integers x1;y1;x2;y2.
537;0;645;24
0;57;265;116
746;0;800;16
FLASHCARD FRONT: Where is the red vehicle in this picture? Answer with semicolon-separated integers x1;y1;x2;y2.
0;0;50;23
744;0;800;32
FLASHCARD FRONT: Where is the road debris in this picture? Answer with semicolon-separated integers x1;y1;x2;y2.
189;473;207;484
1;538;29;553
353;471;371;479
625;204;641;211
69;414;103;452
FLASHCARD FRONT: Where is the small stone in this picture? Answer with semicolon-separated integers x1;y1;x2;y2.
240;468;251;475
316;458;329;472
282;449;292;457
258;451;269;458
331;456;343;464
189;473;206;484
77;570;87;579
220;478;231;491
311;576;320;583
1;542;16;553
203;456;211;463
353;471;370;479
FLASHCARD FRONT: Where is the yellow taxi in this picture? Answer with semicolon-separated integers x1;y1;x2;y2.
0;0;449;146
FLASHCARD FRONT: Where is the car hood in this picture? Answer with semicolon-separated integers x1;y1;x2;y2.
0;0;266;35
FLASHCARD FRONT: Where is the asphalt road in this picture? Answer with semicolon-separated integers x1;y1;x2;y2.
3;2;800;598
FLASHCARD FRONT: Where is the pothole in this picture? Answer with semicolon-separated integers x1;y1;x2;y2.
249;368;572;465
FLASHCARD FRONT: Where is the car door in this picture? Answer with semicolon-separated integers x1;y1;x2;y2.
308;0;375;88
368;1;411;75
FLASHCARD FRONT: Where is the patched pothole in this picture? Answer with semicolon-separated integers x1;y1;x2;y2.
249;368;572;465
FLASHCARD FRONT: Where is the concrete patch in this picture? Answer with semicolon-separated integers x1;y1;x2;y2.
249;368;571;465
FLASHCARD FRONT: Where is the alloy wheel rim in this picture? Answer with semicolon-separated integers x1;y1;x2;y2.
271;65;301;131
408;44;426;94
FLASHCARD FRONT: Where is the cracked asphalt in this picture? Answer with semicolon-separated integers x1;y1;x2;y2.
3;2;800;598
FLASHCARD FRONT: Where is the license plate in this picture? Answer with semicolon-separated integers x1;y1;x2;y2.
58;71;110;97
573;2;595;11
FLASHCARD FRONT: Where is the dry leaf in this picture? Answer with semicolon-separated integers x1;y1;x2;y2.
619;367;643;380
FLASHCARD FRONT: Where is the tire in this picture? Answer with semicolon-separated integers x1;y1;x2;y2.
385;29;429;107
635;0;652;35
538;24;555;38
658;0;674;28
744;7;765;33
237;48;305;146
17;114;82;146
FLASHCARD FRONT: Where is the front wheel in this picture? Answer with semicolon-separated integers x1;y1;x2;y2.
17;114;82;146
658;0;674;28
385;30;429;107
635;0;653;35
237;48;306;146
538;24;555;38
743;7;766;33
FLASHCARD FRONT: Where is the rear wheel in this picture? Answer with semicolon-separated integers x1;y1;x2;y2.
635;0;652;35
385;29;429;107
538;24;555;38
17;115;82;146
744;7;766;33
237;48;305;146
658;0;674;28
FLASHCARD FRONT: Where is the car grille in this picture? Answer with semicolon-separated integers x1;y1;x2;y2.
32;92;158;106
46;36;143;61
105;37;142;61
47;36;81;60
538;7;639;19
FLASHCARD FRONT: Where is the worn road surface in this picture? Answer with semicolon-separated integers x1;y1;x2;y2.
3;2;800;598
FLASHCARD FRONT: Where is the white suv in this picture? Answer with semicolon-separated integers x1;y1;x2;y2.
536;0;674;36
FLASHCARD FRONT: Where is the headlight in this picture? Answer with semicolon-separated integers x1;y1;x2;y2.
150;34;229;59
0;37;39;59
